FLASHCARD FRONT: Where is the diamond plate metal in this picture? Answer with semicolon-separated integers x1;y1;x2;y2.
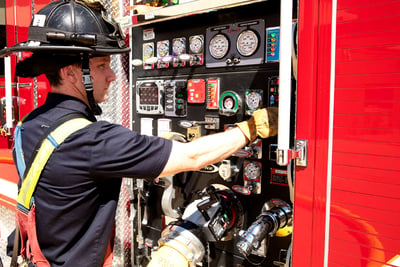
0;207;16;266
100;1;133;266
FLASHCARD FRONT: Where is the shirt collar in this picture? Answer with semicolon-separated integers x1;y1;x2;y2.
44;93;97;122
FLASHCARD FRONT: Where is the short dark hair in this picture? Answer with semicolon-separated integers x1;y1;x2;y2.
16;53;82;86
45;62;82;86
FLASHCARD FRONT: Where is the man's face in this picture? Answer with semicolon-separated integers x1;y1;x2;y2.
89;56;116;103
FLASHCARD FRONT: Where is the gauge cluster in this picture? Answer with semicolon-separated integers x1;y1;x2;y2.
205;19;265;68
135;19;274;70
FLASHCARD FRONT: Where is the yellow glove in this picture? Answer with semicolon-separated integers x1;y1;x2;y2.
235;107;278;142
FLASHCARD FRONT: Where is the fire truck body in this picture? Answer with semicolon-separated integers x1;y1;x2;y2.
0;0;399;266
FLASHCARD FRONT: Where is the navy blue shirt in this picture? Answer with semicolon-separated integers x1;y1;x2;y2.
15;93;172;266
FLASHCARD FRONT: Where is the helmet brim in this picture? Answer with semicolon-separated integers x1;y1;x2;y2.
0;41;130;58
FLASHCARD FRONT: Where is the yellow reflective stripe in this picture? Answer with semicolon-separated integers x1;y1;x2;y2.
17;118;92;210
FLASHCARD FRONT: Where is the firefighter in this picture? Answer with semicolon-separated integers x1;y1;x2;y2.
0;0;277;266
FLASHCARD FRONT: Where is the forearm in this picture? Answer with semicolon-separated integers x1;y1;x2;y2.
159;127;247;177
187;127;247;167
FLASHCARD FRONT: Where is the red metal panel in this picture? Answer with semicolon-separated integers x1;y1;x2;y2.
335;87;400;102
331;1;400;258
337;15;400;37
336;44;400;62
333;152;400;171
336;29;400;49
337;1;400;22
293;0;333;266
333;165;400;185
330;227;400;266
332;176;400;199
337;0;391;9
329;243;394;267
333;139;400;158
330;5;399;265
0;194;17;210
292;0;320;266
0;148;17;207
334;114;400;130
331;190;400;213
330;217;400;244
15;0;31;44
330;202;400;227
335;101;400;115
5;0;16;48
336;73;400;88
334;127;400;143
336;58;400;75
330;238;393;265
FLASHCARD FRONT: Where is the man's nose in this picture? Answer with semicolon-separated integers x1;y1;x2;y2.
108;69;117;82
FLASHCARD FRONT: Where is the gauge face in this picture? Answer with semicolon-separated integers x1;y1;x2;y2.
157;41;169;57
172;38;186;55
236;30;259;56
209;34;229;59
142;43;154;60
223;97;235;110
244;162;261;180
189;35;204;54
246;92;262;110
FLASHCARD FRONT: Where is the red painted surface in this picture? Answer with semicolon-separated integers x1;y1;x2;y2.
0;148;18;209
329;0;400;266
292;0;333;266
0;0;51;203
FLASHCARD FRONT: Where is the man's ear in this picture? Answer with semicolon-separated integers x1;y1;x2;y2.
60;65;80;83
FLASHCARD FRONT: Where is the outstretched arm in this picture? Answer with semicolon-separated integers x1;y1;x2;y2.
157;107;278;178
158;127;247;177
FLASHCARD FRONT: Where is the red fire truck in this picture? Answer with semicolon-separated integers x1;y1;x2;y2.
0;0;399;266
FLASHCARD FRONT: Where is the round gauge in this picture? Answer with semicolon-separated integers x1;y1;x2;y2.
189;35;204;54
209;34;229;59
246;91;262;110
244;162;261;181
157;42;169;57
172;38;186;55
219;91;241;116
143;43;154;59
236;30;259;56
223;97;235;110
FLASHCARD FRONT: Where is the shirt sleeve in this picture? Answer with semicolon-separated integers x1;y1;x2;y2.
84;121;173;179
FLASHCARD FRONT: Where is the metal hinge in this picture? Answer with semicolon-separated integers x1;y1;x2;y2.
271;139;308;167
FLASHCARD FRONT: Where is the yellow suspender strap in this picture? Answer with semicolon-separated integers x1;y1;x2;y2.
17;118;92;213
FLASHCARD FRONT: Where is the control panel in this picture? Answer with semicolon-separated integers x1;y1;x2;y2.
130;1;296;266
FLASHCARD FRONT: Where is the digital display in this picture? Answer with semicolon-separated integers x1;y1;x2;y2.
139;84;159;105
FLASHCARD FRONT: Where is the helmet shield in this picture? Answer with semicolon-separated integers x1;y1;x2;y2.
0;0;130;58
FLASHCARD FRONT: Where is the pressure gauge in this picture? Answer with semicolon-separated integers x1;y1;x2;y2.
143;43;154;60
245;90;263;115
224;97;234;109
189;35;204;54
219;91;242;116
172;37;186;55
157;40;169;57
244;162;261;181
236;30;259;56
209;34;229;59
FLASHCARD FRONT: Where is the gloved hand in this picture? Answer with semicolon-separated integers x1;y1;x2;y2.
235;107;278;142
